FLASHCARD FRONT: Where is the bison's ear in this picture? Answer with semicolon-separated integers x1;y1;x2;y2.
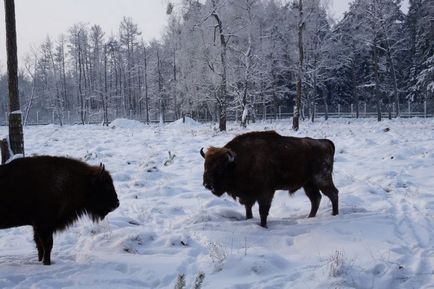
226;150;236;162
200;148;206;159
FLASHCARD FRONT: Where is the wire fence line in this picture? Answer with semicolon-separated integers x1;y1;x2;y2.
1;100;433;126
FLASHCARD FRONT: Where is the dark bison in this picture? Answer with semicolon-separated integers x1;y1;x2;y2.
201;131;338;228
0;156;119;265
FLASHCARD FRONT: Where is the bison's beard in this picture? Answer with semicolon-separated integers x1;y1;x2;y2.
211;189;225;197
209;184;227;197
85;203;117;223
83;208;106;223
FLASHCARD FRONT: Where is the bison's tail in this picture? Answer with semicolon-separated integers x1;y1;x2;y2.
327;139;335;156
323;139;336;174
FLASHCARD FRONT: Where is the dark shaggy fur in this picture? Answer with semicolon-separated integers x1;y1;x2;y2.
0;156;119;265
201;131;338;228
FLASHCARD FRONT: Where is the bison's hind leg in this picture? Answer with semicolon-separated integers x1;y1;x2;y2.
34;226;54;265
318;179;339;216
258;194;273;228
303;183;322;218
314;162;339;216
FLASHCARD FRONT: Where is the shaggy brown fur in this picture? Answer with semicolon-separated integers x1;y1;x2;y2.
201;131;338;228
0;156;119;265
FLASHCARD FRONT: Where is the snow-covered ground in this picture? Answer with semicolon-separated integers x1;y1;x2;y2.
1;118;434;289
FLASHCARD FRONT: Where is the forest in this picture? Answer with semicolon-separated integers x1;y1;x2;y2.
2;1;434;288
0;0;433;129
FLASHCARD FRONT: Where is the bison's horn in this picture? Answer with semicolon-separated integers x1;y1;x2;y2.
200;148;206;159
226;150;236;162
99;163;105;175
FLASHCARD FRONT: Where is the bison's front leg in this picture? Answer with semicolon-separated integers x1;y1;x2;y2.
245;205;253;220
239;198;254;220
33;228;43;262
258;196;272;228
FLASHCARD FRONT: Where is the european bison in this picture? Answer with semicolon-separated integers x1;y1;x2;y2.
201;131;338;228
0;156;119;265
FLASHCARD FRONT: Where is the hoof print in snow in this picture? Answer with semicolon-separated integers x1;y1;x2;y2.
83;151;98;161
147;166;158;173
216;209;244;221
372;263;386;276
170;240;189;247
122;234;155;254
128;220;141;226
133;181;146;188
123;248;136;254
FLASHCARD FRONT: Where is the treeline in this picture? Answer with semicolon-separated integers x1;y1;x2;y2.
0;0;433;128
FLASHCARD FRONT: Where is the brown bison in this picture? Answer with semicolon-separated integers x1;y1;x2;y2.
0;156;119;265
201;131;338;228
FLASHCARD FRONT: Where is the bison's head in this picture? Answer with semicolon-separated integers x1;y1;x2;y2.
87;164;120;221
200;147;236;197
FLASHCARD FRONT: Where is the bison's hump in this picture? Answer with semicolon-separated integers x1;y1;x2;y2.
226;131;282;145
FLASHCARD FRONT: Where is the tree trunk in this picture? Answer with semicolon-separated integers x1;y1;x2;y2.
386;45;400;118
322;87;328;121
78;41;85;124
157;48;165;124
143;46;150;124
373;38;382;122
211;0;228;131
24;61;36;126
293;0;304;131
103;44;109;126
4;0;24;156
352;60;359;118
173;47;179;120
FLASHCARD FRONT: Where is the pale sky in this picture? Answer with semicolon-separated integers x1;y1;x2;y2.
0;0;409;69
0;0;173;68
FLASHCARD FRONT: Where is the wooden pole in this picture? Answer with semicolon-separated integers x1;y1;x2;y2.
4;0;24;156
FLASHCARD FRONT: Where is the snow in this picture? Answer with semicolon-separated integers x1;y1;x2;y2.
168;117;201;127
1;118;434;288
109;118;145;129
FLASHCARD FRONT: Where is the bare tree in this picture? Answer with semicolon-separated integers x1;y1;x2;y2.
3;0;24;158
210;0;229;131
293;0;304;131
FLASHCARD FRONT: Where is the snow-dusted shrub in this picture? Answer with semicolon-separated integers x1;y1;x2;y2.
193;272;205;289
328;250;347;277
174;272;205;289
208;241;228;271
174;273;186;289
